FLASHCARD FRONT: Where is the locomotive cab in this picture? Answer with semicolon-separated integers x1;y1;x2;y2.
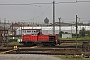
49;36;55;41
19;28;42;46
22;29;41;35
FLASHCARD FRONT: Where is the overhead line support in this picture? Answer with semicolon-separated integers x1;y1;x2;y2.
53;1;55;34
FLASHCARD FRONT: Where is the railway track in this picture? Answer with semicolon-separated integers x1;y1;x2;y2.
0;40;90;55
0;44;83;50
0;45;90;56
1;47;90;56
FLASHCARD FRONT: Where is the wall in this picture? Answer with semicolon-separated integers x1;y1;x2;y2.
62;34;72;38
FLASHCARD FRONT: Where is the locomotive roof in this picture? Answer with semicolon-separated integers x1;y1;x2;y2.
22;29;41;30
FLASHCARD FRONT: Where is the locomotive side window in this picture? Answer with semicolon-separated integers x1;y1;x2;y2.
36;30;38;32
32;30;36;34
27;30;31;33
22;30;27;34
22;30;26;33
22;29;41;35
32;30;33;32
34;31;35;32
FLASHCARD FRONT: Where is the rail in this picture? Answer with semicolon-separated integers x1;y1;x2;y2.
60;40;90;43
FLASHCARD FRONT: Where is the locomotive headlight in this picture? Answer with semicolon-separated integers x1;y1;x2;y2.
56;40;58;44
17;39;22;42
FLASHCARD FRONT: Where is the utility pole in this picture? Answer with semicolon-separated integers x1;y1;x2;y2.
12;22;13;31
58;17;61;36
53;1;55;34
4;18;6;31
71;23;72;34
21;23;22;35
3;18;6;45
76;15;78;50
0;18;1;24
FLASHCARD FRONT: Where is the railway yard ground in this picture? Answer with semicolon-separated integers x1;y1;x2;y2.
0;54;90;60
0;40;90;60
0;54;64;60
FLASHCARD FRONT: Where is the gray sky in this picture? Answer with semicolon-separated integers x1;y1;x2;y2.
0;0;90;23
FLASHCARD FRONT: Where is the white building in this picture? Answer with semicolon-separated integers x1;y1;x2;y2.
62;34;72;38
16;26;90;35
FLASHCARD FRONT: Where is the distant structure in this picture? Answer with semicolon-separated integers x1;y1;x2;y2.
62;34;72;38
44;17;49;25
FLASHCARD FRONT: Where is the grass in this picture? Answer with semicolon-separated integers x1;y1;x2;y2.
7;42;20;44
54;55;90;60
60;43;82;46
8;37;21;40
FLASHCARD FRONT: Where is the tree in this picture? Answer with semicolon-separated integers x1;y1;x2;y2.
86;30;90;36
59;31;64;37
79;27;86;37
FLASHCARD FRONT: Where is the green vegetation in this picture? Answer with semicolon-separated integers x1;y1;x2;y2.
8;36;21;42
8;36;21;40
59;28;90;40
54;55;90;60
59;36;90;40
7;42;20;44
60;43;82;46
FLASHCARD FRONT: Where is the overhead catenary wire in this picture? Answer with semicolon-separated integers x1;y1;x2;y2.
8;0;42;7
0;0;90;5
77;0;90;2
31;5;51;21
56;1;77;4
59;17;90;23
0;3;52;5
0;0;89;23
56;0;90;4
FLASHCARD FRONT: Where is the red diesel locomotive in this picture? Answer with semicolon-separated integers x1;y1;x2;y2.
18;28;60;46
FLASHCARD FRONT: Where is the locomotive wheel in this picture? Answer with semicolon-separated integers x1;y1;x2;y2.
50;43;55;46
23;43;34;46
43;43;55;46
